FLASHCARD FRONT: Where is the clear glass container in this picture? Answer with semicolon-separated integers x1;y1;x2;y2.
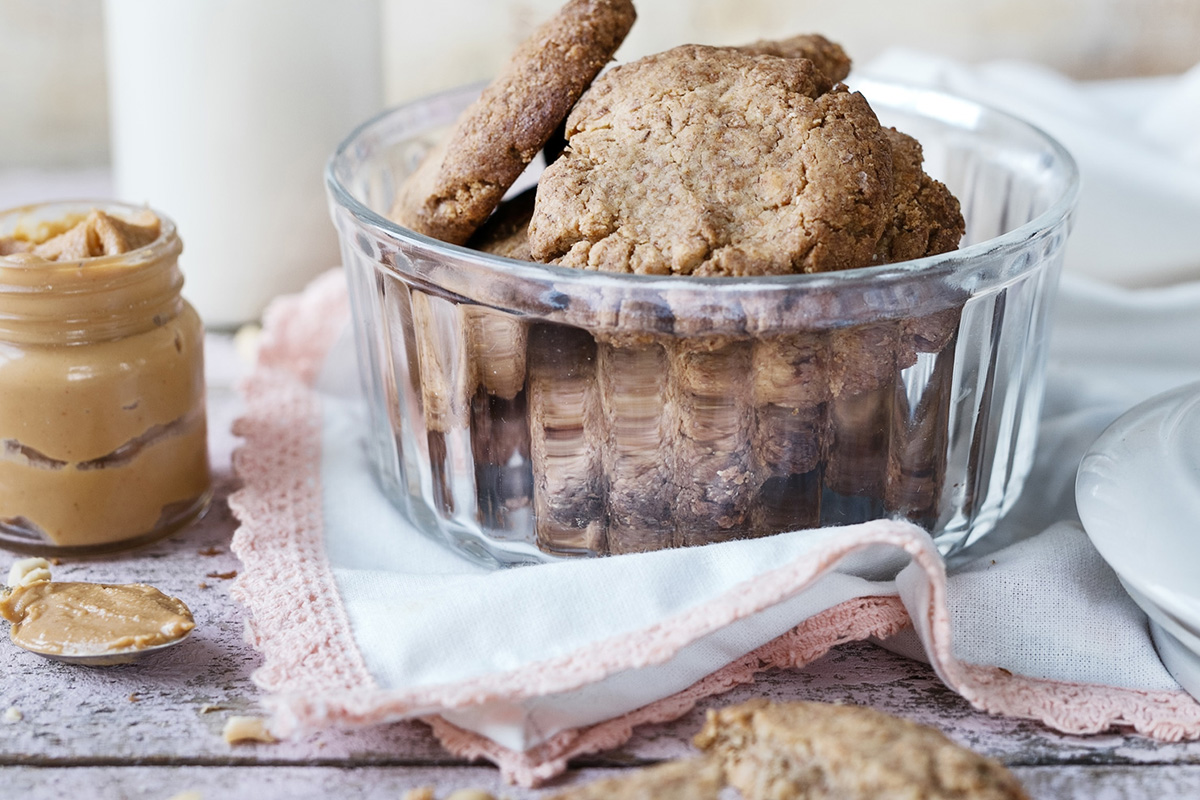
326;80;1079;567
0;201;211;555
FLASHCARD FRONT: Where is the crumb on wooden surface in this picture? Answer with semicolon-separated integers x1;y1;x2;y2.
7;557;51;588
222;715;277;745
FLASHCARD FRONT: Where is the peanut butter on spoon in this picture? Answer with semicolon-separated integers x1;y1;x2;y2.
1;558;195;665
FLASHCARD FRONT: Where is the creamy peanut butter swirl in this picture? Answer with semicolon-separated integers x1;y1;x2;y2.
0;208;160;261
0;581;195;657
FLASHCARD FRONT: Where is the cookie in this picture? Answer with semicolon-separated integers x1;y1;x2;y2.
695;699;1030;800
874;127;966;264
467;187;536;261
546;759;724;799
528;44;894;276
390;0;636;245
739;33;852;82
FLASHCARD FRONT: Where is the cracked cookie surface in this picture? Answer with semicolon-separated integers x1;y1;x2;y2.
738;33;852;82
696;699;1030;800
528;44;894;276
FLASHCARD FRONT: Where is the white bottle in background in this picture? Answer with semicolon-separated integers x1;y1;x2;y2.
105;0;382;329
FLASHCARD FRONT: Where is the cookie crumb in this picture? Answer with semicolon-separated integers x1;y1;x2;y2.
222;715;276;744
197;547;224;557
3;707;22;723
199;704;230;715
233;323;262;365
446;791;497;800
128;693;141;703
400;790;435;800
197;582;209;590
205;570;238;580
7;557;52;588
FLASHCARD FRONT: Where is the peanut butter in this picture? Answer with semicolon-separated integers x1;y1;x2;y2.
0;581;194;657
0;202;211;554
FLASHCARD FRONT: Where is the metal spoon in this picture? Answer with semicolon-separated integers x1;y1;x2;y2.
2;579;196;667
13;628;194;666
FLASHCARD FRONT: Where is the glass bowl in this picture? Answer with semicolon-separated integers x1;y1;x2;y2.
326;79;1079;567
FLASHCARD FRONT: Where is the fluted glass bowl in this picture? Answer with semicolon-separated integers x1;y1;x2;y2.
326;79;1078;567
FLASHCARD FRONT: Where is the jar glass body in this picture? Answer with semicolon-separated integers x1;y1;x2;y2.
0;201;211;555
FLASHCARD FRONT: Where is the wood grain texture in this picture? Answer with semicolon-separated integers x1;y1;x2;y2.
6;765;1200;800
0;333;1197;797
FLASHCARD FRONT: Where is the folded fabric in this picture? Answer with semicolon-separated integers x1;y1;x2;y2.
860;50;1200;287
230;267;1200;786
230;59;1200;786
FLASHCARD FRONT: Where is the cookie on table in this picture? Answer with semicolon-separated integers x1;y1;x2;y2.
547;759;724;799
738;32;852;82
527;44;894;276
390;0;636;245
695;699;1030;800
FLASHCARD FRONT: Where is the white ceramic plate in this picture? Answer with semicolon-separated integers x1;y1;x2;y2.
1150;621;1200;703
1076;380;1200;633
1121;578;1200;656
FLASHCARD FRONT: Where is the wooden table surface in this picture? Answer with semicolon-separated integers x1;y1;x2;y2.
3;334;1199;799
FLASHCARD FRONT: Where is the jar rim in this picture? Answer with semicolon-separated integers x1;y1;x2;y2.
0;200;185;343
0;200;180;282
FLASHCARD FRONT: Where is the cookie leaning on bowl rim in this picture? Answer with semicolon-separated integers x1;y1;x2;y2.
389;0;636;245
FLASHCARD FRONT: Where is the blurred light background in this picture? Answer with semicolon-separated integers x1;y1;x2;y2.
4;0;1200;169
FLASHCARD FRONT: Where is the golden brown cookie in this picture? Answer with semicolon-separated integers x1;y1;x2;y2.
527;44;894;276
738;33;852;82
467;188;536;261
874;127;966;264
390;0;636;245
695;699;1030;800
546;759;724;799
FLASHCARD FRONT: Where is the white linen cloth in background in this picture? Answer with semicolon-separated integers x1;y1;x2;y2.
233;56;1200;782
860;51;1200;287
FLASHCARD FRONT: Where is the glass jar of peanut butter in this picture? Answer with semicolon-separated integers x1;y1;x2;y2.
0;201;211;555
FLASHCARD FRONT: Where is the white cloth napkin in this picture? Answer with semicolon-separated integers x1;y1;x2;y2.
231;56;1200;786
313;273;1200;712
860;50;1200;287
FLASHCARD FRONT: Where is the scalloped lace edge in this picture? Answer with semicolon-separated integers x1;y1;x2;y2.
229;268;1200;788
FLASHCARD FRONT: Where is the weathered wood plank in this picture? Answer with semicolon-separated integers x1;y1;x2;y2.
6;765;1200;800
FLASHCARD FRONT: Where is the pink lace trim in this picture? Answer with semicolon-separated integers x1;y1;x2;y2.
229;269;1200;788
268;522;938;726
954;663;1200;742
229;268;374;696
424;596;911;786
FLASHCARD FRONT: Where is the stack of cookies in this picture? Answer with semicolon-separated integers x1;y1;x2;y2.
389;0;965;557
